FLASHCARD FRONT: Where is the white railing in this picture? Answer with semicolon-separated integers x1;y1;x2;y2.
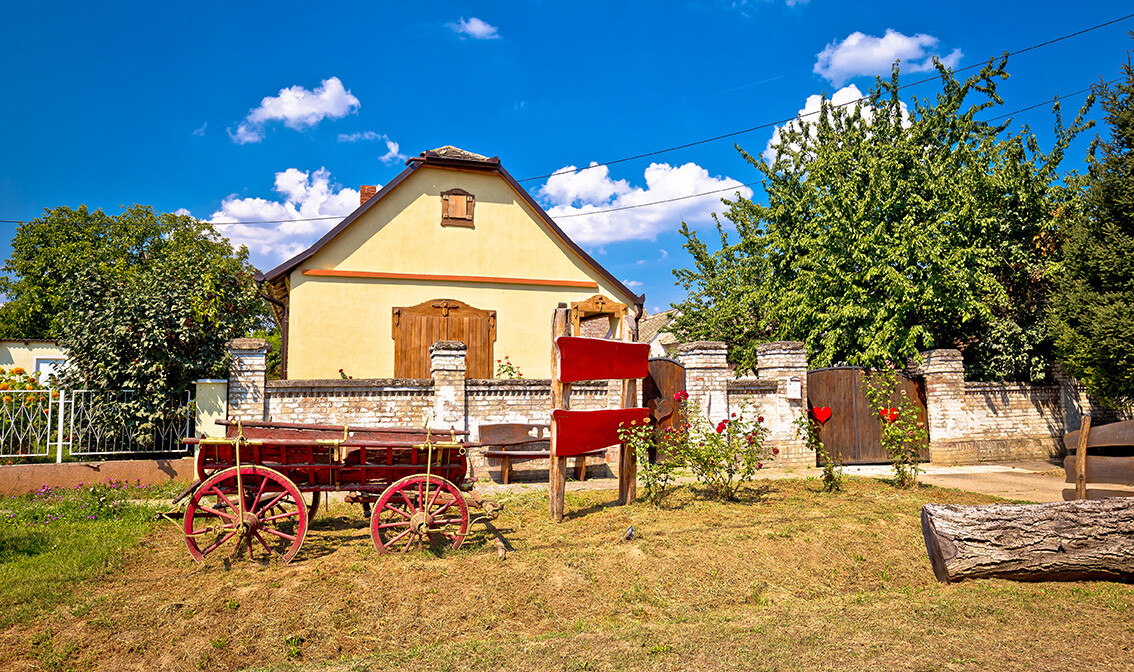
0;389;60;460
0;389;193;462
63;390;193;459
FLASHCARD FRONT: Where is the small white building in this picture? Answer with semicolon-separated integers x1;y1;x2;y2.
0;339;67;378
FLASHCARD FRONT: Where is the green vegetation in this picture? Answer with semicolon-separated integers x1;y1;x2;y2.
671;58;1093;381
14;206;268;439
0;478;172;628
1;479;1130;671
1050;56;1134;409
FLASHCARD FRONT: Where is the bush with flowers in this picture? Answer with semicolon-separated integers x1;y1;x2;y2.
617;417;682;506
495;355;523;380
0;366;57;458
620;390;777;503
863;360;928;488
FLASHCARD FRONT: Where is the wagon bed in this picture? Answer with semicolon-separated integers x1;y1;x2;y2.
178;420;495;563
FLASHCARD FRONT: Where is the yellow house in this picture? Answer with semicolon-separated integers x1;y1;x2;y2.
0;339;67;378
258;146;644;380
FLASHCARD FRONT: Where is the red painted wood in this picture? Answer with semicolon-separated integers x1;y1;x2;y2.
551;408;651;457
555;336;649;383
812;406;832;424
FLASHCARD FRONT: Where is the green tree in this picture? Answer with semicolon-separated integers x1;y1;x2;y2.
9;206;269;441
1050;56;1134;409
671;58;1092;380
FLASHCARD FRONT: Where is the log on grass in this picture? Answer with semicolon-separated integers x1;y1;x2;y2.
921;499;1134;583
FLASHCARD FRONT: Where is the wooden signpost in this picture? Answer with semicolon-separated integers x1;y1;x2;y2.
548;301;649;521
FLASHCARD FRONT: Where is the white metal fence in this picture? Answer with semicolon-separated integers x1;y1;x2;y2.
0;389;193;462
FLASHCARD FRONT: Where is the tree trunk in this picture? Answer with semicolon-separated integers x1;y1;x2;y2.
921;499;1134;583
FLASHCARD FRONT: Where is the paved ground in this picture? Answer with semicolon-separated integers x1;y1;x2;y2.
479;459;1071;503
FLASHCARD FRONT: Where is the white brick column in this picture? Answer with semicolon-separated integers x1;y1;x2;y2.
677;341;729;425
430;341;467;432
916;349;967;465
227;338;270;423
756;341;809;468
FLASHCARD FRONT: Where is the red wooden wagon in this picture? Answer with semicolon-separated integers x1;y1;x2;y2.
179;420;499;563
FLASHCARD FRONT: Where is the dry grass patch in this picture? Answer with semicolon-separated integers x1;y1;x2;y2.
1;477;1132;671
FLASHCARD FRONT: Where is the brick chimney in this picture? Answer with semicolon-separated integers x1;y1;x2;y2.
360;185;378;206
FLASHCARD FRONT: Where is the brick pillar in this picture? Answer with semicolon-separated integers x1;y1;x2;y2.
430;341;467;433
677;341;729;425
916;349;967;465
756;341;809;469
227;338;270;423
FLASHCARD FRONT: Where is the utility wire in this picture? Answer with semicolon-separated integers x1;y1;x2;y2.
515;12;1134;183
0;13;1127;231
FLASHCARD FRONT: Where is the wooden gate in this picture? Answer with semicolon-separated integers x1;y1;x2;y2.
807;367;927;465
392;299;496;379
641;357;685;463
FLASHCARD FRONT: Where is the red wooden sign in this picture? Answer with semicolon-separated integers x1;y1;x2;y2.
555;336;649;383
551;408;651;457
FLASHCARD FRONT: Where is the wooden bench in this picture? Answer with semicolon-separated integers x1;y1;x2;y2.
1063;417;1134;500
479;423;605;484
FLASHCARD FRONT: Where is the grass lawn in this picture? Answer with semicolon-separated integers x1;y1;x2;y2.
1;476;1132;671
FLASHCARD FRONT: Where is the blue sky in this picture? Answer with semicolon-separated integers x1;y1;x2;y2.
1;1;1131;313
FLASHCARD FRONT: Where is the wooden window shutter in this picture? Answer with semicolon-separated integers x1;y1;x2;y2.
441;188;474;227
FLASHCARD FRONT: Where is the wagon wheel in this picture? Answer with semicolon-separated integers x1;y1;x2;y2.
370;475;469;553
184;465;308;563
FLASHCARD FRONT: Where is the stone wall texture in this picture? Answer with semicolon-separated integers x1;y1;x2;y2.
224;339;1131;481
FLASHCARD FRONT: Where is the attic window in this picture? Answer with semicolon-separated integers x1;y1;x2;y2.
441;188;475;227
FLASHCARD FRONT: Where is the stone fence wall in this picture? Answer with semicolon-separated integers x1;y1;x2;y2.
207;338;1130;481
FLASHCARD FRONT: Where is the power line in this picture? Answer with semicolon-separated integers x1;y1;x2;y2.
515;12;1134;183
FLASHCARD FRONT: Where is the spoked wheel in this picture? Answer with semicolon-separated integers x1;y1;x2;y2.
371;475;469;553
184;466;308;563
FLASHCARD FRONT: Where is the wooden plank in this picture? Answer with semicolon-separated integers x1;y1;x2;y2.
1062;454;1134;486
555;336;649;383
619;313;637;504
480;424;549;446
1062;487;1134;501
549;306;570;522
551;408;652;458
1065;418;1134;451
1076;415;1093;500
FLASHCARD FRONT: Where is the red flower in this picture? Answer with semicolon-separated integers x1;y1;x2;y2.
757;416;764;423
772;447;779;455
757;462;763;469
715;421;727;434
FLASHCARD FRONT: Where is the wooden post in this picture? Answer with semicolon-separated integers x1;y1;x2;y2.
549;305;570;522
618;312;637;504
1075;414;1093;500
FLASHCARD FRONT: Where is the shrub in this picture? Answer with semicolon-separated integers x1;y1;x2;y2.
863;362;928;488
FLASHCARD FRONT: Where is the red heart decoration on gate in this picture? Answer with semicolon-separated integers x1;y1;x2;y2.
879;407;899;422
812;406;832;424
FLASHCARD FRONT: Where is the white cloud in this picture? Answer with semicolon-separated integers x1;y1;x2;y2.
448;17;500;40
622;279;644;288
763;84;910;164
205;168;362;264
174;208;192;217
336;131;409;165
229;77;360;144
378;139;407;165
192;123;207;137
540;162;752;246
814;29;962;86
338;131;380;142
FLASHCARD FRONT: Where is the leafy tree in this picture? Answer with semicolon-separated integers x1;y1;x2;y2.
1050;55;1134;409
14;206;269;442
671;58;1092;381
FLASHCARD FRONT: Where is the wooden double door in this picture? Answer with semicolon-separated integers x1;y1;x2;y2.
807;367;928;465
392;299;496;379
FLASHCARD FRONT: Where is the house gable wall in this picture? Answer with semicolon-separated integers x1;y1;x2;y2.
285;166;634;379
